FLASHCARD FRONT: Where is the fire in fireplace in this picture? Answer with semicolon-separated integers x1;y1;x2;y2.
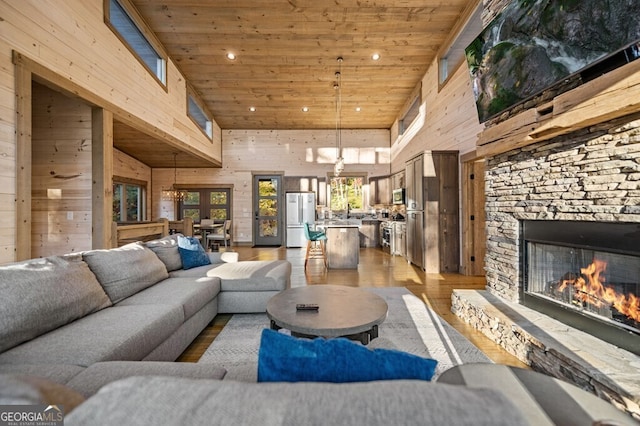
521;221;640;355
557;258;639;327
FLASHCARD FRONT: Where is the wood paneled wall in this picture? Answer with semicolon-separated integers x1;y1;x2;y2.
152;129;390;244
31;83;93;257
30;84;151;258
388;59;485;275
390;60;483;173
0;0;220;263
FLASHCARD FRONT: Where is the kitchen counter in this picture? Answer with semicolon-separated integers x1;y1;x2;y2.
316;222;360;269
315;219;362;228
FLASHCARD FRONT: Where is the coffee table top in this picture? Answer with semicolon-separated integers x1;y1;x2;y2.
266;285;388;338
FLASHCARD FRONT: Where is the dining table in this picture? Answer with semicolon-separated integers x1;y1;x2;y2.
193;223;224;249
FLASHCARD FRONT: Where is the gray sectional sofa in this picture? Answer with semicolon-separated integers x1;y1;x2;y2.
0;234;291;396
2;364;637;425
2;236;637;425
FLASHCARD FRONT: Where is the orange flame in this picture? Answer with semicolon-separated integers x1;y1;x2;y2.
558;259;640;323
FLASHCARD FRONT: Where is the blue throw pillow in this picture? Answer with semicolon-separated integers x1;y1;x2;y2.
177;235;211;270
257;329;437;383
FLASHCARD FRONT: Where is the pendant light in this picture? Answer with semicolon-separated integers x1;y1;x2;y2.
161;153;187;202
334;57;345;176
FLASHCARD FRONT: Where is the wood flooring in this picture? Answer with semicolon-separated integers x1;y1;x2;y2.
177;246;527;369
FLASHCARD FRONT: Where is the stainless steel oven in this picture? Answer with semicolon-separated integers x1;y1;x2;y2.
380;221;394;254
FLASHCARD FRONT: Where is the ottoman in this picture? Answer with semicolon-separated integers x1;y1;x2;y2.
207;260;292;313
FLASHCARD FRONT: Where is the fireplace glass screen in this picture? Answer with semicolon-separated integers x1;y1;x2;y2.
526;242;640;333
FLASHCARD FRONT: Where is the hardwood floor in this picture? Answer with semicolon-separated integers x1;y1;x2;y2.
177;246;527;368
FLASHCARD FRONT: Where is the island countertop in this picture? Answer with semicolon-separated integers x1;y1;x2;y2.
315;219;362;228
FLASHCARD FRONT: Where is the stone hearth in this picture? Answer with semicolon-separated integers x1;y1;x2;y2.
452;289;640;419
453;114;640;419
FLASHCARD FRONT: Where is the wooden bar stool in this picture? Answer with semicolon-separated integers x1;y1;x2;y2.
304;223;327;269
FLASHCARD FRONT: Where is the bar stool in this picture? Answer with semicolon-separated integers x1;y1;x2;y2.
304;222;327;269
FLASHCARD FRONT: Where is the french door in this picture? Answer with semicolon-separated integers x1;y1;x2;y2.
179;188;231;223
253;175;283;246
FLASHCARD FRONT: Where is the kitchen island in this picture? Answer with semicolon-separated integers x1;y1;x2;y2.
316;221;360;269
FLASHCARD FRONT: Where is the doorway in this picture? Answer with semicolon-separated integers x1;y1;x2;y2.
253;174;283;246
178;187;232;223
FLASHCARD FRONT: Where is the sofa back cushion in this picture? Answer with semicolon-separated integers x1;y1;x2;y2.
82;242;169;304
145;234;182;271
0;256;112;353
177;235;211;270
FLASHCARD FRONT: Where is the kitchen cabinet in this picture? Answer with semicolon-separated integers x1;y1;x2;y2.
394;221;406;257
405;151;459;273
405;154;423;211
359;220;380;248
391;171;405;190
369;176;391;205
406;210;424;268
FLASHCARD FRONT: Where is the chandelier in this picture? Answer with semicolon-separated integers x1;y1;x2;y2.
334;56;345;176
161;153;187;202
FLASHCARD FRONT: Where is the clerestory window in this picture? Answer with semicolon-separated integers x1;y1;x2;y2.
105;0;167;87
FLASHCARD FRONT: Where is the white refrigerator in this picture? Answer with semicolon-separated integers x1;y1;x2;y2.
286;192;316;247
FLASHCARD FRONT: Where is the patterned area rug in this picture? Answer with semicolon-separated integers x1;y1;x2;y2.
198;287;491;381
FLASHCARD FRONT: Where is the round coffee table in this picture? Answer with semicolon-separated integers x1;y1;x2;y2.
266;285;388;345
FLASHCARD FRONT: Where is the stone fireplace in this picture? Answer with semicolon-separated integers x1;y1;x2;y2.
452;114;640;417
483;115;640;304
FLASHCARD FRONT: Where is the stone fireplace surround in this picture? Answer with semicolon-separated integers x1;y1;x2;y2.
452;114;640;418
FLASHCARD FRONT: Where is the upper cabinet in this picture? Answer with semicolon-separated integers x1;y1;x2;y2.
369;175;391;205
391;170;405;189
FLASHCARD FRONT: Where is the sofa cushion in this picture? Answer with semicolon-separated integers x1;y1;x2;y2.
0;256;112;353
257;329;438;383
66;361;226;397
207;260;291;292
145;234;182;271
177;235;211;270
0;305;183;367
0;364;85;385
116;277;221;319
82;242;169;304
65;376;529;426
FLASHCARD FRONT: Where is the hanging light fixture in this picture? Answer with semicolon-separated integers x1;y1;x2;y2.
161;153;187;202
334;56;345;176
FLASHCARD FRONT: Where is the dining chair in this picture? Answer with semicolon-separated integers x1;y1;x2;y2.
207;219;232;249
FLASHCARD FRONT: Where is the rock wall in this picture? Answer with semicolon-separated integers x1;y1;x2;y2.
484;113;640;301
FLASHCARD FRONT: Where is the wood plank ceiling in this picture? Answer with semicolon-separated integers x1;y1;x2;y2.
131;0;473;131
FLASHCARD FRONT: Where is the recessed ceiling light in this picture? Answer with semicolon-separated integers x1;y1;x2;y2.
249;106;256;112
355;107;361;112
226;52;236;60
302;106;309;112
372;53;380;61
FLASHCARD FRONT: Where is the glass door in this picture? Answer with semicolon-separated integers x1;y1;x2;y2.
253;175;282;246
179;188;231;223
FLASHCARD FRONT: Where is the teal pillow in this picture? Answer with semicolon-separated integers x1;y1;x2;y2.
177;235;211;270
257;329;438;383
